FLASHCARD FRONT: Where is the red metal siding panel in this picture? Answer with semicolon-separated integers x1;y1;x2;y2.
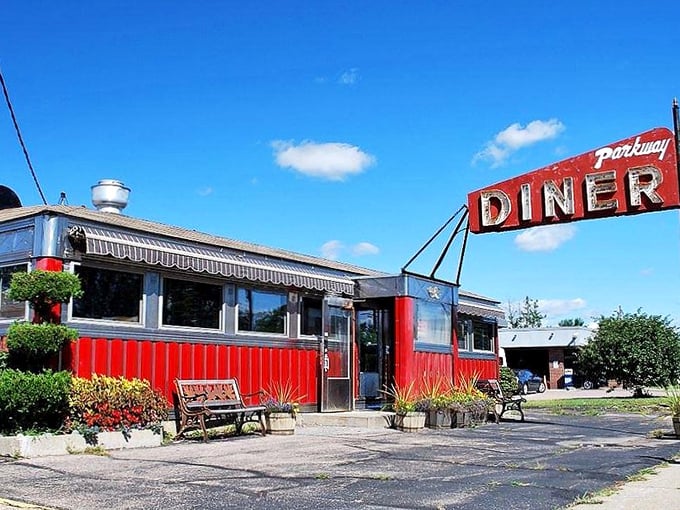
154;341;168;398
125;340;139;380
139;340;153;382
456;357;499;383
204;344;218;380
109;339;124;377
394;296;414;386
33;258;63;271
92;338;108;375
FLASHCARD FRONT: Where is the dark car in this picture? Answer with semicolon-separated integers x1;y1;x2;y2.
514;369;547;395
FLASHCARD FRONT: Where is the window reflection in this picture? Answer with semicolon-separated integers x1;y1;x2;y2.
237;287;287;334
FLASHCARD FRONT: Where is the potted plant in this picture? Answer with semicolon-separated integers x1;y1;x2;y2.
420;375;454;429
261;381;303;435
382;381;426;432
665;385;680;436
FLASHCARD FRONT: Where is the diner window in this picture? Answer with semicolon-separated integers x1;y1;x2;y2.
162;278;222;329
473;322;495;352
237;287;287;335
301;296;322;336
72;266;143;323
457;318;472;351
0;263;27;320
415;299;451;346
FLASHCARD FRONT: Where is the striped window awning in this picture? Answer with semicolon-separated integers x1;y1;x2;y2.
457;302;506;323
77;226;355;295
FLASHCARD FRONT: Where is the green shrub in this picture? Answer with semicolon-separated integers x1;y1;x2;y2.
5;322;78;370
500;366;518;396
8;270;83;322
0;369;72;435
0;350;8;371
68;375;169;432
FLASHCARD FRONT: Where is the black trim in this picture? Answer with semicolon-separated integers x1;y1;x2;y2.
458;351;497;361
414;342;453;354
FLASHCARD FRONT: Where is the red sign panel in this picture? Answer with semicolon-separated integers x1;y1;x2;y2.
468;127;680;233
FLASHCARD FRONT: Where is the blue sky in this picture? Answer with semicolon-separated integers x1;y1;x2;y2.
2;1;680;326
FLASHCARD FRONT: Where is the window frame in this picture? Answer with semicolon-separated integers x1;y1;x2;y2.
413;297;452;348
159;274;225;332
472;320;495;354
68;262;146;327
0;262;29;322
235;285;289;337
299;294;323;338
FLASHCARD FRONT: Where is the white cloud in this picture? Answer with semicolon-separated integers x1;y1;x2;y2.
537;298;587;317
197;186;213;196
272;140;375;181
339;68;359;85
351;242;379;256
473;118;565;167
640;267;654;276
321;240;344;260
514;224;575;252
321;240;379;260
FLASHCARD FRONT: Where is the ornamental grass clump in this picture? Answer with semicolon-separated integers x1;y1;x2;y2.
418;373;456;411
665;385;680;417
381;380;426;414
261;381;304;416
68;375;168;433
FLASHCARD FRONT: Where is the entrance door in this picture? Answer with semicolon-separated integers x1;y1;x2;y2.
357;304;393;408
319;299;352;412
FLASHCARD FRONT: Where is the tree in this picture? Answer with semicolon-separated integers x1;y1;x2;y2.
507;296;545;328
577;309;680;395
558;318;585;327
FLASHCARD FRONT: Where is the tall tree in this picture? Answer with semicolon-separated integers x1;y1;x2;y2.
558;318;585;327
577;309;680;395
507;296;545;328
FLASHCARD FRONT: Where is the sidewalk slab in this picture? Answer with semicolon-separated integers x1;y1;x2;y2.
574;461;680;510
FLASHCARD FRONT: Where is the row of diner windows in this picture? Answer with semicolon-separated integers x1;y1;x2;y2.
0;263;324;336
0;262;494;352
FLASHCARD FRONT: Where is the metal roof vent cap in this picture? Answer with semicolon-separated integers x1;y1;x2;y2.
91;179;130;214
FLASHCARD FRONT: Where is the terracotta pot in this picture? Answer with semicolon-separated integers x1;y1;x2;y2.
394;412;426;432
265;412;296;435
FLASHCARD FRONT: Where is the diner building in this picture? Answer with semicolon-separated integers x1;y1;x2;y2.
0;180;504;411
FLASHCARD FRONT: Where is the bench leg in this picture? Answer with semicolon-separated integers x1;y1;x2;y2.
198;414;209;442
258;411;267;436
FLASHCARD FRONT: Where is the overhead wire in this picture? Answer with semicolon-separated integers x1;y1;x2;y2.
0;66;48;205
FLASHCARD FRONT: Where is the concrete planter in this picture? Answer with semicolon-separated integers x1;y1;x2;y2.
672;416;680;437
0;429;162;458
265;412;296;435
394;412;426;432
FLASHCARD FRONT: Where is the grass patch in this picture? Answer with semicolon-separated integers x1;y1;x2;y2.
523;397;667;415
67;445;110;456
626;465;660;482
315;472;330;480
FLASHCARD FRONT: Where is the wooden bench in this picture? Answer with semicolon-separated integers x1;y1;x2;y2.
476;378;526;422
174;378;267;441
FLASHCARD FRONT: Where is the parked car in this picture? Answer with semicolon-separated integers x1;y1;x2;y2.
572;373;607;390
514;369;547;395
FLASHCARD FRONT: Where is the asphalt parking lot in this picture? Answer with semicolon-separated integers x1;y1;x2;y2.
1;409;679;510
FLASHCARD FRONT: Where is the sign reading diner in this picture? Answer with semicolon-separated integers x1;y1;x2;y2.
467;127;680;233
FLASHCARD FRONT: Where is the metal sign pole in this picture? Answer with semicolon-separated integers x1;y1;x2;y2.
673;98;680;180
